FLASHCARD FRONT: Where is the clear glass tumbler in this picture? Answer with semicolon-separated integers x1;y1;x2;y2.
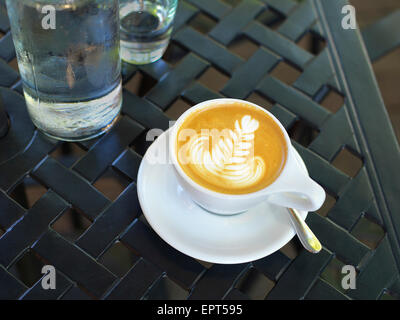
119;0;178;65
6;0;122;141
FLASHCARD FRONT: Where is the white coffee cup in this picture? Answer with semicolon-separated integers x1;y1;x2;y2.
169;98;326;215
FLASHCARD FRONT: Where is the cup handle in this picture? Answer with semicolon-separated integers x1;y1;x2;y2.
266;152;326;212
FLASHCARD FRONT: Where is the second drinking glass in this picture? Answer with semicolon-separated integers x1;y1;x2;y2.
119;0;178;65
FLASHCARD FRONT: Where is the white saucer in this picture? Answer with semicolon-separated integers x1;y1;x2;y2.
137;130;308;264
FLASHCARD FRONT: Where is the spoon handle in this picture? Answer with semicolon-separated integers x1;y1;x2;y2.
287;208;322;254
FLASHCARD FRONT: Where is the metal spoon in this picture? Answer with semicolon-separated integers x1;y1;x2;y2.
287;208;322;253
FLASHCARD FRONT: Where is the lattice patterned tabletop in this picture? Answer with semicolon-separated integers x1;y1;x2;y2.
0;0;399;300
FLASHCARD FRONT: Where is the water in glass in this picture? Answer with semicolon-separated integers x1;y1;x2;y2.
119;0;177;64
6;0;122;141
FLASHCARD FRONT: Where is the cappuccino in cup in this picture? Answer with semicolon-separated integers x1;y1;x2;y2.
169;99;325;215
176;101;287;195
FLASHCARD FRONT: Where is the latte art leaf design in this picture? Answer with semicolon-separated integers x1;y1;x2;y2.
182;115;266;189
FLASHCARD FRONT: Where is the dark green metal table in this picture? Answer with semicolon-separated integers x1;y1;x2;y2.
0;0;399;300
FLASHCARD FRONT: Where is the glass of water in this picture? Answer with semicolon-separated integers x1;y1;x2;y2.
6;0;122;141
119;0;178;65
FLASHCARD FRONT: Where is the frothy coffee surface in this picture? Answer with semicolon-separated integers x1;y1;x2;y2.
176;102;287;194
